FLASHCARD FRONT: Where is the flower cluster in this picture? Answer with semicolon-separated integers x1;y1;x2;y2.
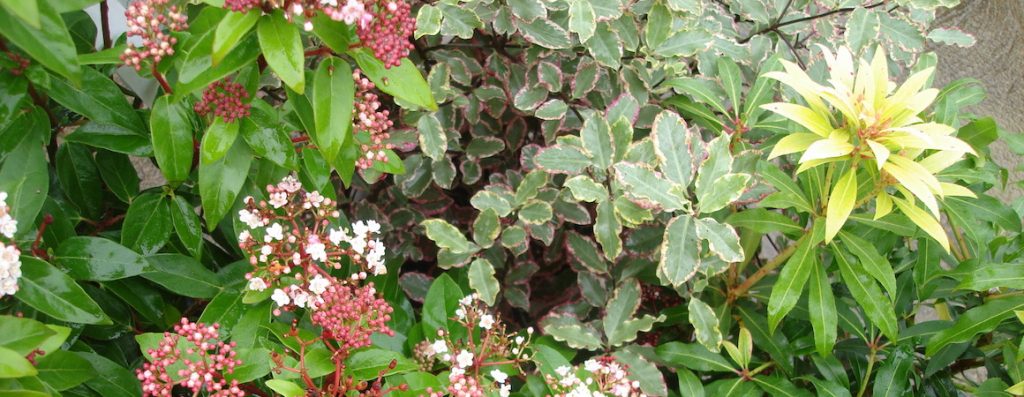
238;176;388;312
545;357;645;397
136;318;244;397
355;0;415;68
353;69;394;169
194;79;251;123
121;0;188;71
0;192;20;297
224;0;260;12
419;293;533;397
310;282;394;350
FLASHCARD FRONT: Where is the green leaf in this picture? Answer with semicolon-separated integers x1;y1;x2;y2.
422;273;463;334
542;314;603;350
944;194;1021;233
95;151;140;204
825;168;857;243
839;231;897;297
15;257;110;324
958;263;1024;291
613;347;668;397
644;0;672;49
121;192;172;255
677;369;705;397
508;0;547;22
55;142;103;220
199;136;252;228
758;160;813;213
266;379;306;397
470;191;513;217
872;348;913;397
659;214;701;287
0;130;48;236
595;201;622;260
767;231;819;333
169;195;203;258
927;27;975;47
725;208;803;235
198;288;246;338
312;57;355;171
567;231;608;273
698;173;750;213
46;67;147;134
585;22;623;68
657;342;736;372
581;114;613;169
466;137;505;159
242;106;298;170
472;208;500;247
516;17;571;49
0;346;36;378
808;258;837;357
613;163;688;211
0;0;80;84
437;4;481;39
514;170;548;205
833;245;899;341
0;315;53;356
416;113;446;160
349;47;437;111
344;347;417;380
689;297;723;352
695;217;743;263
536;145;592;174
926;295;1024;356
77;352;142;397
568;0;596;42
142;254;221;299
35;349;95;391
664;78;729;116
176;32;261;98
653;110;696;187
654;29;712;57
150;96;195;185
56;237;150;281
201;116;241;164
213;9;259;65
717;57;743;117
65;121;153;156
468;258;499;306
421;219;477;254
564;175;607;203
0;0;38;28
414;5;441;38
844;7;880;52
519;200;553;225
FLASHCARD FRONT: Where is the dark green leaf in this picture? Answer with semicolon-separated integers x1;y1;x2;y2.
657;342;736;372
35;350;95;391
16;256;110;324
56;142;103;220
121;192;172;255
926;295;1024;356
258;12;305;93
833;245;899;341
312;57;355;173
150;96;195;185
199;136;252;228
95;151;140;204
142;254;221;299
0;0;80;84
56;236;151;281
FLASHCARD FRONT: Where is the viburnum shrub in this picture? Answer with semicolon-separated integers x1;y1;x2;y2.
1;0;1023;396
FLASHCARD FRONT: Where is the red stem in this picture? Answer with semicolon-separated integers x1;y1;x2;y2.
291;135;310;144
151;64;173;94
100;1;112;49
30;214;53;260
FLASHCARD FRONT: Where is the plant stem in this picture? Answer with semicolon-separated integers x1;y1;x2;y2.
100;1;112;49
738;1;889;44
728;235;804;302
856;345;878;397
151;64;173;94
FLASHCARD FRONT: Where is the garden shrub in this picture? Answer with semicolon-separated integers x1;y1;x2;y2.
0;0;1021;395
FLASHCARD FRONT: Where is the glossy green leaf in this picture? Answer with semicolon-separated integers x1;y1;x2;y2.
689;297;723;352
839;231;897;297
695;217;744;263
35;350;95;390
0;133;48;237
312;57;354;171
46;67;146;134
659;214;701;286
150;96;195;185
201;117;241;164
77;352;142;397
833;245;899;341
213;9;258;65
142;254;221;299
872;348;913;397
15;257;109;324
767;232;819;333
266;379;305;397
926;295;1024;356
0;346;36;378
56;237;150;281
169;195;203;258
657;342;736;372
95;151;140;204
199;136;252;228
808;258;837;357
421;273;462;334
258;12;305;93
121;192;172;255
468;258;499;306
55;142;103;220
0;0;80;84
421;219;477;254
614;163;688;211
350;47;437;111
725;208;803;235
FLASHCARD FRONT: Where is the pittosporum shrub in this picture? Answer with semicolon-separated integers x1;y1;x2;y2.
0;0;1020;396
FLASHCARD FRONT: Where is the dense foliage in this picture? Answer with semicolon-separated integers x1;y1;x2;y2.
0;0;1021;396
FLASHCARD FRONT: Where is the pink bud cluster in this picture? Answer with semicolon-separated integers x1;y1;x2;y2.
546;356;645;397
353;69;394;170
0;192;20;297
356;0;415;68
310;282;394;350
224;0;261;12
136;318;244;397
194;79;251;123
4;52;29;76
121;0;188;71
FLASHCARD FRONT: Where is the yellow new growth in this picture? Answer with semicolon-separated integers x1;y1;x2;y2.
762;46;976;250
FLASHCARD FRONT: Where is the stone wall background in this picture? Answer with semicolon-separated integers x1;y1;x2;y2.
933;0;1024;201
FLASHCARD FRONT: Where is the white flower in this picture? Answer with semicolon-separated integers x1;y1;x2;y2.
479;314;494;330
269;192;288;208
303;20;313;31
0;192;7;206
431;339;448;355
449;366;464;378
499;384;511;397
328;228;350;245
459;294;475;306
0;243;20;297
238;230;251;243
271;289;290;306
555;366;572;377
455;350;474;368
278;176;302;193
514;336;525;345
247;277;267;292
365;220;381;234
490;369;508;384
291;289;310;308
306;240;327;262
584;359;601;373
527;327;534;334
308;275;330;295
238;208;265;229
366;241;386;274
349;235;367;255
265;223;284;241
455;307;466;320
260;245;273;256
304;191;325;208
0;214;16;239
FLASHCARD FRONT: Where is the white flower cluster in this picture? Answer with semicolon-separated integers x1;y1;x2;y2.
328;220;386;277
549;359;646;397
0;192;20;297
264;274;333;310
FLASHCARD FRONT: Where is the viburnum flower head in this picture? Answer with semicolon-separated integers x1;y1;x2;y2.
0;192;20;298
136;318;243;397
352;69;395;169
546;356;645;397
194;79;251;123
762;45;975;249
121;0;188;70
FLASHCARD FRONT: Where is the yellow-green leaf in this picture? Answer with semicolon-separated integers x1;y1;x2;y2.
768;133;820;159
800;138;854;163
891;196;949;252
761;102;834;137
825;168;857;242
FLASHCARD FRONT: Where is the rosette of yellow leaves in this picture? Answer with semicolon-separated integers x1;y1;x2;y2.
762;46;976;251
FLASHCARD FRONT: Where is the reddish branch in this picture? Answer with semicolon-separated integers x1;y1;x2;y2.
30;214;53;260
